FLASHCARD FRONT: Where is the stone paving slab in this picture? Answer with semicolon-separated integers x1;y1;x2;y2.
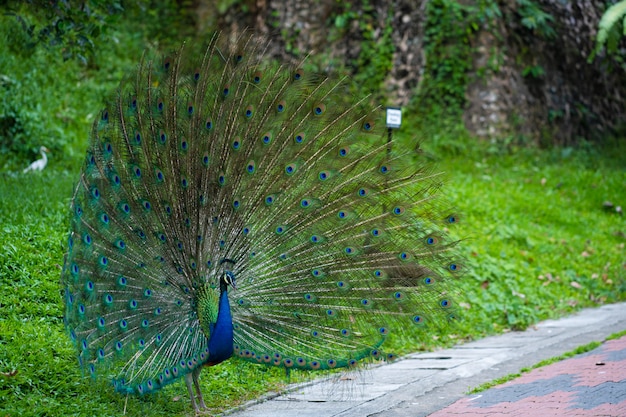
225;302;626;417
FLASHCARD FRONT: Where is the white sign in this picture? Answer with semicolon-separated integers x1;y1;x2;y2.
386;107;402;128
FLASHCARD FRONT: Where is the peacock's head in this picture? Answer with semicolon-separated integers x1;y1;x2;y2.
221;271;236;291
219;258;236;291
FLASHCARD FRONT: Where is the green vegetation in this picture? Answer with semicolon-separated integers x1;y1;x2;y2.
2;122;624;417
416;0;489;119
1;4;625;417
330;1;395;98
606;329;626;341
0;12;140;168
434;135;626;333
515;0;555;39
0;1;198;168
593;0;626;57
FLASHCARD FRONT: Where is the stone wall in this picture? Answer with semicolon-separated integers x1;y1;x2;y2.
196;0;625;144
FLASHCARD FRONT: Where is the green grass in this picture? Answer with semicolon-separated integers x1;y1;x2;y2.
1;138;624;416
606;329;626;341
440;139;626;334
0;170;288;415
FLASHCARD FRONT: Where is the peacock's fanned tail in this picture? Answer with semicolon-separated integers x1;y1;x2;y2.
61;32;460;395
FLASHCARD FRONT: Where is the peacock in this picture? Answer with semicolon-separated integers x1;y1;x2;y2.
61;32;461;413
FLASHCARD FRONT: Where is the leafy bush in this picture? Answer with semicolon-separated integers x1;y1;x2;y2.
0;79;50;159
411;0;500;128
0;7;179;171
331;2;395;99
0;17;69;166
515;0;556;39
593;0;626;57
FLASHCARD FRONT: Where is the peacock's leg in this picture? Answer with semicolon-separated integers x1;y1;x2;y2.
192;367;208;409
184;372;200;412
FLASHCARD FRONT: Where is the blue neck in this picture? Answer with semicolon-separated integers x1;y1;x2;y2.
207;283;234;364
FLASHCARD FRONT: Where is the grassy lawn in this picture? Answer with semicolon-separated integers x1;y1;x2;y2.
1;136;624;416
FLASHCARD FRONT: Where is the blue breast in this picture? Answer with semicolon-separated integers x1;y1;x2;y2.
207;288;234;364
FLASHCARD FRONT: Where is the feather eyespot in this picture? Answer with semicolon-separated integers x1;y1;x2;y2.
313;103;325;115
163;57;172;71
285;163;297;175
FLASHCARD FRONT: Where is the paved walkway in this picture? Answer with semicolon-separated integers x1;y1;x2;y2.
225;302;626;417
429;335;626;416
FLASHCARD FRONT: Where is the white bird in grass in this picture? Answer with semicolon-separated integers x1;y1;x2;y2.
23;146;50;173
